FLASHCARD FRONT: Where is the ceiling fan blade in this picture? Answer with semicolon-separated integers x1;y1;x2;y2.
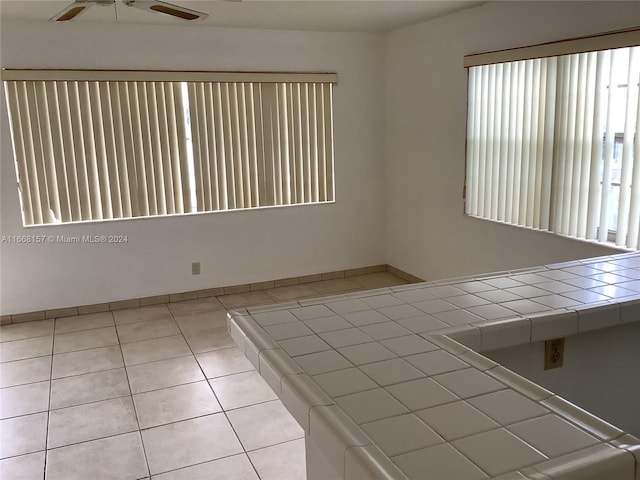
49;1;95;22
123;0;208;21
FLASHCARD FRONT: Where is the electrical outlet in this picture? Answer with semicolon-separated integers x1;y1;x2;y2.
544;338;564;370
192;262;200;275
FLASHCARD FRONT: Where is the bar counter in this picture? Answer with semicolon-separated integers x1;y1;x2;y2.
228;252;640;479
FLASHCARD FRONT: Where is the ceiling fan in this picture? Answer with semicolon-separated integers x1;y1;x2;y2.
50;0;209;22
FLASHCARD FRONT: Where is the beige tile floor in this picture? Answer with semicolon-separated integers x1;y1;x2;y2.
0;272;408;480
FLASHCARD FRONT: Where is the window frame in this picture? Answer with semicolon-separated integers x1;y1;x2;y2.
2;69;338;227
463;29;640;250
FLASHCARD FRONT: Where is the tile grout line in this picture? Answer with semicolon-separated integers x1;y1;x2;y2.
42;316;57;479
142;452;248;478
40;427;143;455
46;391;134;415
50;360;123;383
243;436;306;480
168;304;265;480
146;436;308;478
112;313;153;480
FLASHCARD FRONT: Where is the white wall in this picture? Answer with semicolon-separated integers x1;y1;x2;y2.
384;1;638;281
4;2;640;315
486;321;640;438
0;20;386;314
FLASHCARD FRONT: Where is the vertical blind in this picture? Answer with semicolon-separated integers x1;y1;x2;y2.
466;45;640;249
5;80;192;225
186;81;334;212
3;70;336;226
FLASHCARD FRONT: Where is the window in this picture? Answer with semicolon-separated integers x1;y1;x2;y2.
2;70;337;226
464;31;640;249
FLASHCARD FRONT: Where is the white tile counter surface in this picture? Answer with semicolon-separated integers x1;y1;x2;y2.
228;252;640;480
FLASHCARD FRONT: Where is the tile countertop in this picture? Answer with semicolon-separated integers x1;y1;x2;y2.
227;252;640;480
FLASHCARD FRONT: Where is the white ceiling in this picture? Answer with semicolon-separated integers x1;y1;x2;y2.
0;0;484;33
